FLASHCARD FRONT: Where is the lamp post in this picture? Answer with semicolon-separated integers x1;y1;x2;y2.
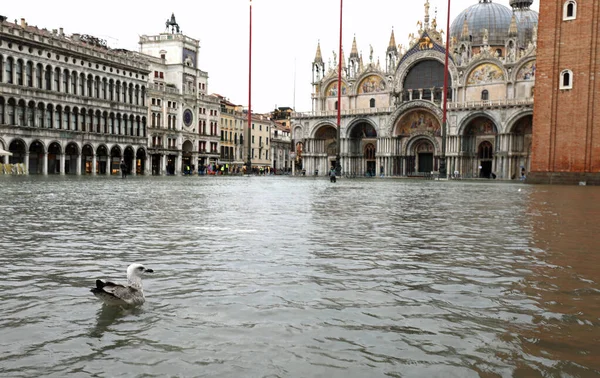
440;0;451;179
335;0;343;175
246;0;253;173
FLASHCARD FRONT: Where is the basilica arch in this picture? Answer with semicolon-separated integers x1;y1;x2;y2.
346;119;379;175
457;114;500;178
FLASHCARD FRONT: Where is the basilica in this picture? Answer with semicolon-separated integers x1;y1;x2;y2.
292;0;538;180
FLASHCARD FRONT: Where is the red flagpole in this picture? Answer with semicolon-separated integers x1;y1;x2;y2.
247;0;253;172
441;0;451;178
336;0;343;174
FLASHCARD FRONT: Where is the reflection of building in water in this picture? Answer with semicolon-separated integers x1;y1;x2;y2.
292;0;537;179
529;0;600;185
507;188;600;372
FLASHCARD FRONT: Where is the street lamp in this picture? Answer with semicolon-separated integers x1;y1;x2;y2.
440;0;451;179
335;0;343;175
247;0;253;173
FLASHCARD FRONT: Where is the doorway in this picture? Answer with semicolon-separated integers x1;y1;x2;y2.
418;153;433;173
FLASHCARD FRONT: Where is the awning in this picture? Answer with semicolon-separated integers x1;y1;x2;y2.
0;148;12;156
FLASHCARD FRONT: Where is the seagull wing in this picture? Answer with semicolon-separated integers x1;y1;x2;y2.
91;279;145;306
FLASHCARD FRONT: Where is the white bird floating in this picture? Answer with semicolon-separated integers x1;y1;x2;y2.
91;263;154;306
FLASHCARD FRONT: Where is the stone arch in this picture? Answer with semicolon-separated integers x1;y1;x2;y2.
513;59;536;82
28;140;45;174
457;111;501;136
311;121;337;139
8;138;28;164
505;110;534;134
388;100;443;137
322;79;349;97
464;61;507;86
354;73;387;95
394;51;459;92
292;124;303;140
346;118;379;139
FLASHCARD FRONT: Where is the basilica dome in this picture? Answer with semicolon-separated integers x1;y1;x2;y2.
450;0;536;47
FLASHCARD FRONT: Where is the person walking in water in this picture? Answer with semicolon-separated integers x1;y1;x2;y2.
329;166;337;183
120;159;127;179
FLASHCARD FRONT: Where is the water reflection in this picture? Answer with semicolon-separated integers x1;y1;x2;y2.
89;305;144;339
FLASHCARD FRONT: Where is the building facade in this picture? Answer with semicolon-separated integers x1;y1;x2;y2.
0;17;150;175
139;15;220;175
529;0;600;185
292;0;537;180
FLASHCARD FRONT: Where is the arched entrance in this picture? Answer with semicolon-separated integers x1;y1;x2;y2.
393;109;441;176
124;146;135;175
82;144;94;174
182;140;193;174
48;142;62;174
509;115;533;180
460;116;498;178
313;125;337;175
29;140;45;174
96;145;108;174
65;143;79;174
110;145;122;175
8;139;26;164
136;148;147;175
348;121;378;176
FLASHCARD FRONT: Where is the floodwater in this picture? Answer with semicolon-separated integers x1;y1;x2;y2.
1;176;599;377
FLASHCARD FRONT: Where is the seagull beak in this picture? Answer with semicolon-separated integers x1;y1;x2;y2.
145;268;154;273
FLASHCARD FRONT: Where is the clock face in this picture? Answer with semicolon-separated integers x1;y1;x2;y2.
183;109;193;127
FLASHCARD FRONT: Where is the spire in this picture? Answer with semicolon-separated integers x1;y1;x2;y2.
376;57;381;70
350;35;359;59
341;48;347;69
460;15;470;41
424;0;431;29
508;13;518;37
359;53;364;72
387;28;397;53
314;41;323;63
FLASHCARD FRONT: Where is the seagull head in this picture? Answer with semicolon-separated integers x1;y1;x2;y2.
127;263;154;279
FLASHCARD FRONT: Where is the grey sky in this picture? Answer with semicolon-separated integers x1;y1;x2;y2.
2;0;539;113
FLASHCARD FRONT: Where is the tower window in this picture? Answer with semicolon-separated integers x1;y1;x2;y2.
560;69;573;90
564;0;577;20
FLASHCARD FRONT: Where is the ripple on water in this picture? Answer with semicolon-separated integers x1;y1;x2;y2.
1;176;600;376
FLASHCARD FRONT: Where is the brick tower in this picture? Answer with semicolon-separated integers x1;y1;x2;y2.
529;0;600;185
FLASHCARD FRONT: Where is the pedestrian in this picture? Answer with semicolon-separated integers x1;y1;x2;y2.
120;159;127;179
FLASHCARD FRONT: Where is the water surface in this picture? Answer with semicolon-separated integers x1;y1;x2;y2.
1;176;599;377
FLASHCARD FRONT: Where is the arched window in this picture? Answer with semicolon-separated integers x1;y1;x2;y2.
564;0;577;20
560;69;573;89
364;144;376;160
369;98;376;108
5;58;13;84
16;60;23;86
334;101;338;110
481;89;489;101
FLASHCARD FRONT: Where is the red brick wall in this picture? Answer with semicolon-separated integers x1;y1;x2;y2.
531;0;600;174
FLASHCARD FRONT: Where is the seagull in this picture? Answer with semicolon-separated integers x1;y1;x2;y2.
91;263;154;306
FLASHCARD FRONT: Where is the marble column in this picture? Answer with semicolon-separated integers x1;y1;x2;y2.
76;154;82;175
130;155;136;177
25;152;30;174
42;152;48;175
59;153;65;175
91;155;97;176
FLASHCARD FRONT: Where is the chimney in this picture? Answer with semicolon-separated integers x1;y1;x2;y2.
59;27;64;36
20;18;25;27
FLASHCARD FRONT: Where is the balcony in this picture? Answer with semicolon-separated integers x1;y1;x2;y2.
447;98;534;110
292;106;394;119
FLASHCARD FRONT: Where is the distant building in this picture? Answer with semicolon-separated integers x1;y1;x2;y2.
0;17;150;175
271;120;292;173
139;14;220;175
215;94;245;171
292;0;537;179
249;114;272;171
529;0;600;185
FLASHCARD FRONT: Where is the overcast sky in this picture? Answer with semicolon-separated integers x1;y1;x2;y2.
3;0;538;113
